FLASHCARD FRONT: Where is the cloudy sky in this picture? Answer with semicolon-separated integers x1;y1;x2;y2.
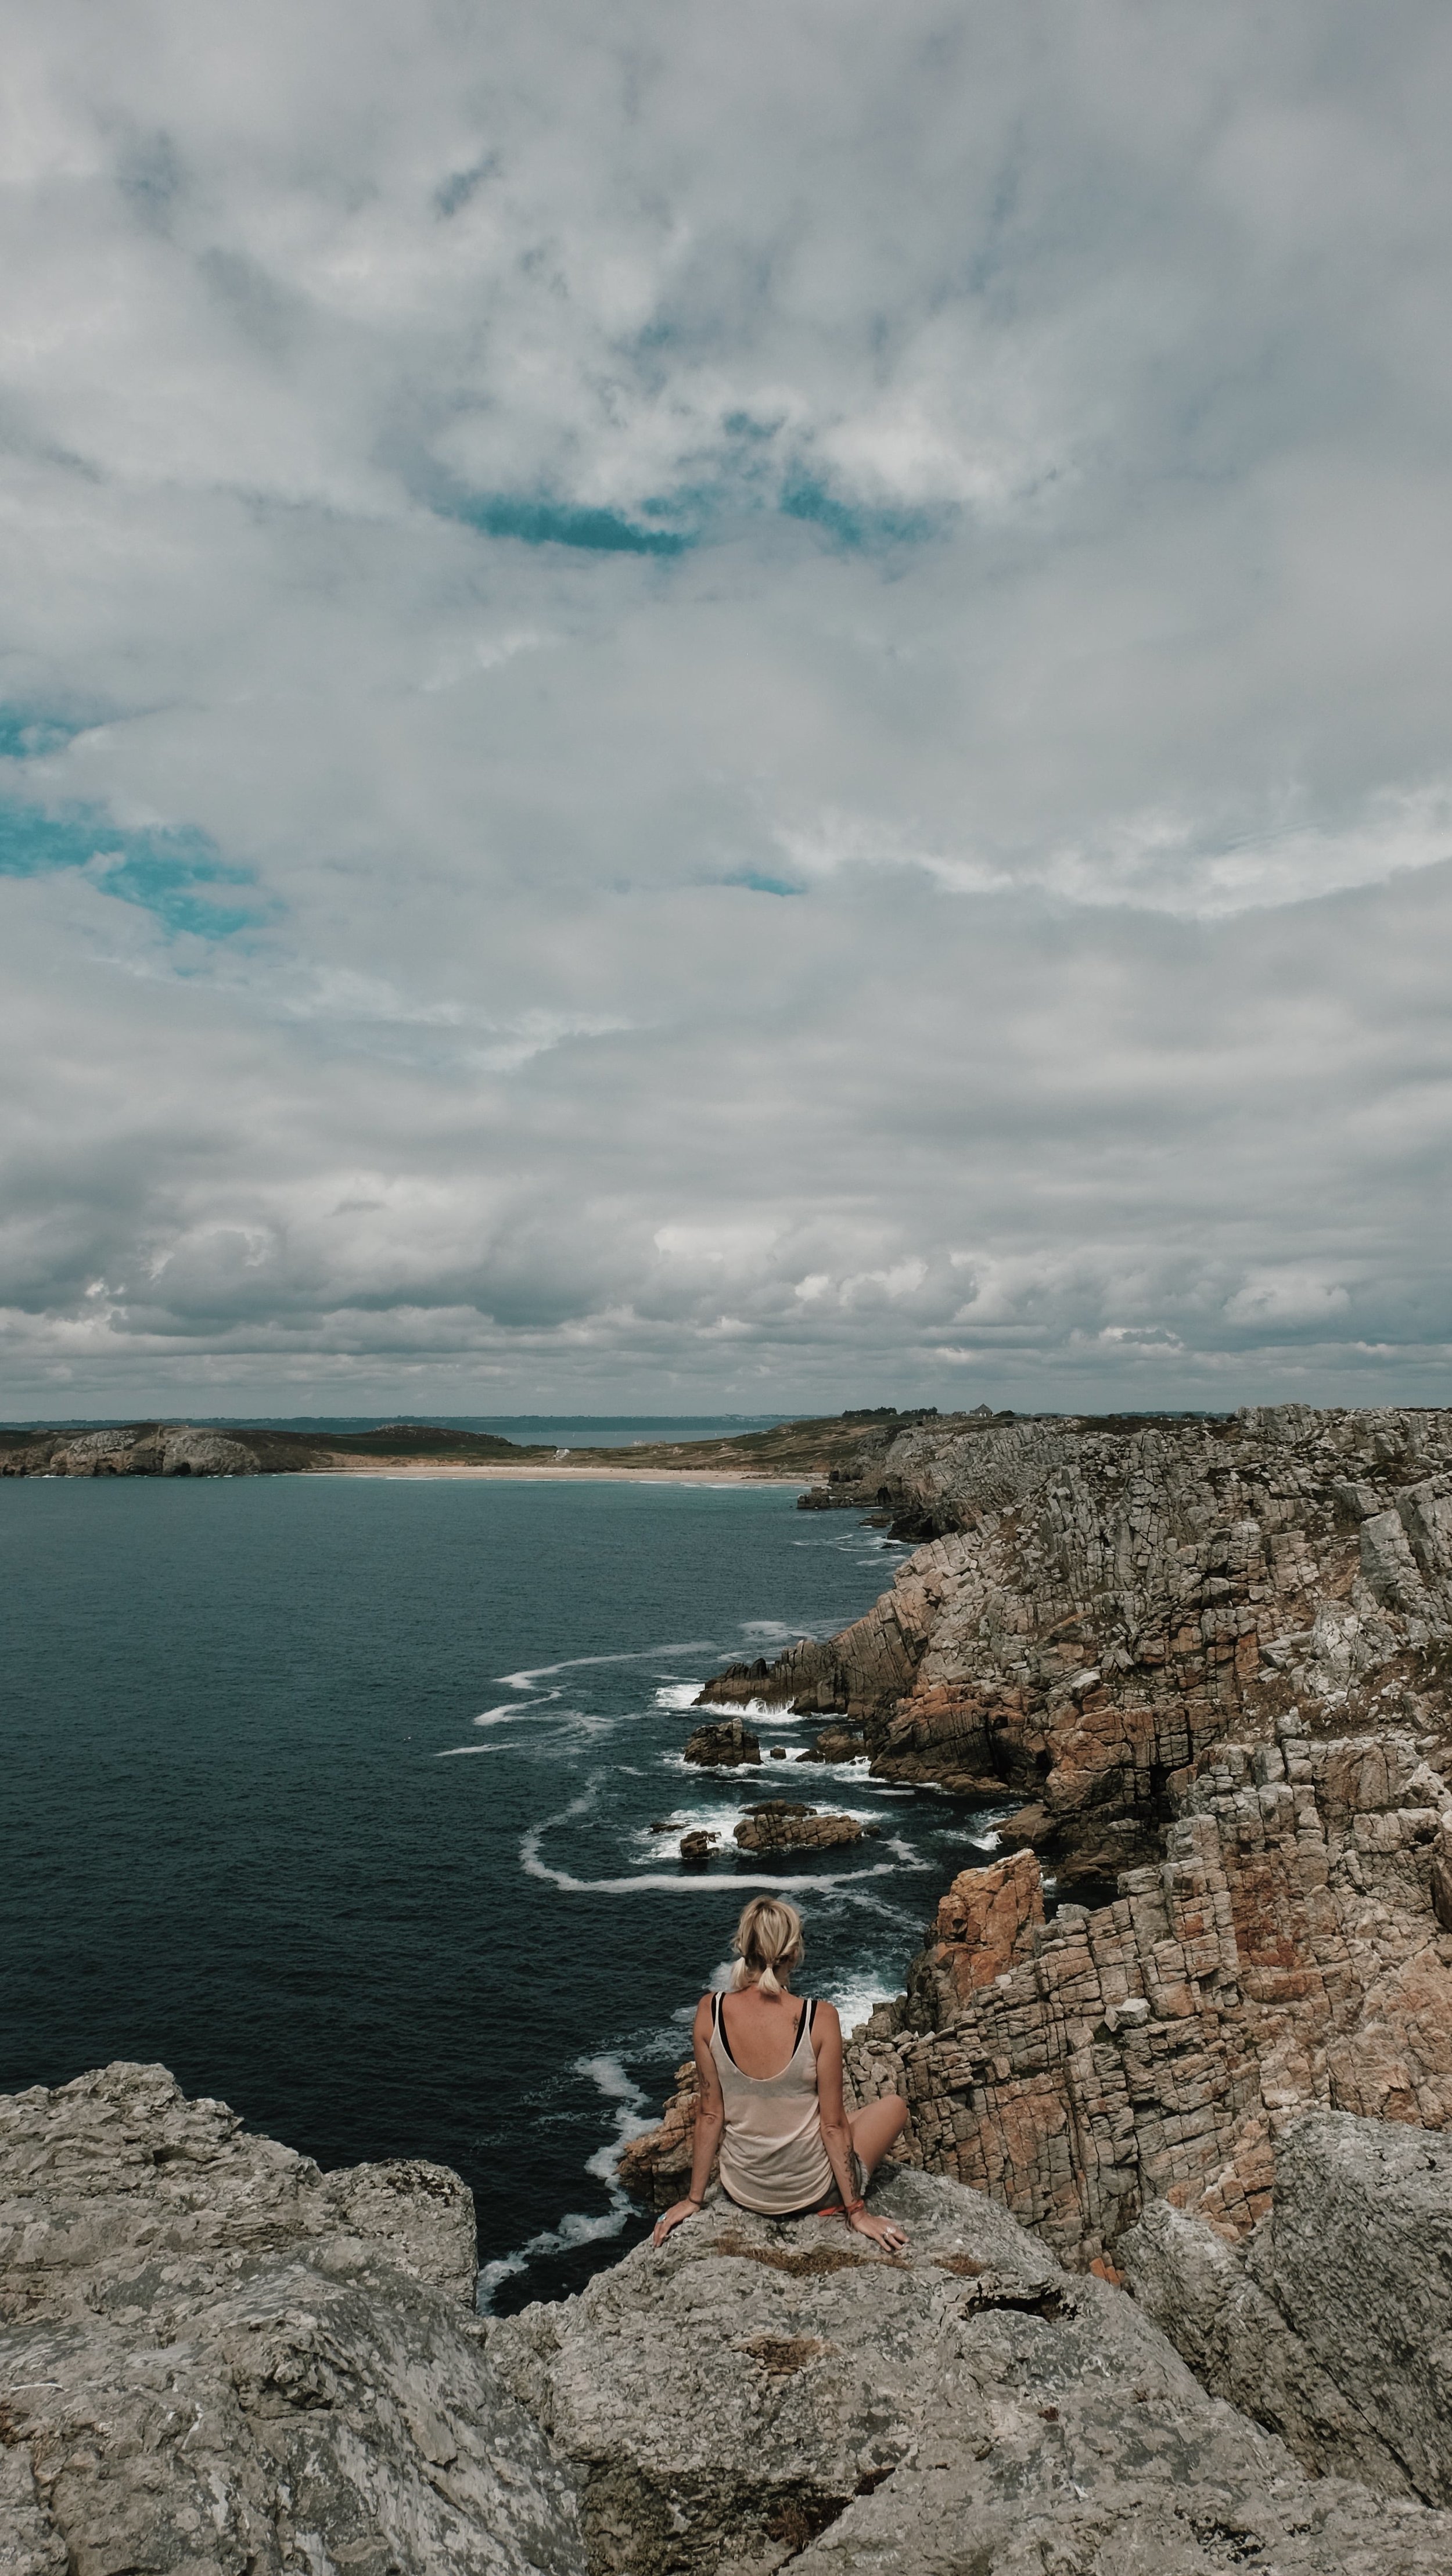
2;0;1450;1419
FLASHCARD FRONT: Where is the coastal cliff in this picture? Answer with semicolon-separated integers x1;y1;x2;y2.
8;2063;1452;2573
665;1406;1452;2273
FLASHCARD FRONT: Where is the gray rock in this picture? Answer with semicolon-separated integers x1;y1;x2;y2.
683;1717;762;1767
1124;2107;1452;2512
1123;2197;1415;2495
489;2167;1452;2575
0;2063;585;2576
1245;2110;1452;2506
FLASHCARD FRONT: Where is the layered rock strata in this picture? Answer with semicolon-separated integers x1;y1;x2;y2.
653;1409;1452;2274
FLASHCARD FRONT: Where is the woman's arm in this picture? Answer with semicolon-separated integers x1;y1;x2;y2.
814;2003;905;2251
652;1997;724;2246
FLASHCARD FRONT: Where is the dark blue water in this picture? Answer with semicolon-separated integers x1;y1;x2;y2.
0;1474;1009;2308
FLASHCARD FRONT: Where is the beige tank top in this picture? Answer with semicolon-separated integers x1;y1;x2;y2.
709;1991;834;2215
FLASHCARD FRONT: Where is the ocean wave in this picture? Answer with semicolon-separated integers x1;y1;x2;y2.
499;1641;716;1687
475;2052;656;2315
471;1696;562;1726
653;1682;706;1712
520;1837;912;1898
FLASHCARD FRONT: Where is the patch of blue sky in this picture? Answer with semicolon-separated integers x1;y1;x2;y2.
443;492;692;556
430;458;946;560
717;870;806;897
0;799;264;939
777;475;943;551
0;708;98;760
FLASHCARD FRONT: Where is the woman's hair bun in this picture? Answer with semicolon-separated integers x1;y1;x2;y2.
730;1895;805;1996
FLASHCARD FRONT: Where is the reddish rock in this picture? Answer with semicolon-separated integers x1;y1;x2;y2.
928;1850;1045;2000
626;1407;1452;2275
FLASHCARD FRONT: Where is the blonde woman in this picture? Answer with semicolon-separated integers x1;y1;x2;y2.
652;1896;911;2252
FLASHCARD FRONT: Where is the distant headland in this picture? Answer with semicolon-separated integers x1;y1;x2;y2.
0;1406;959;1485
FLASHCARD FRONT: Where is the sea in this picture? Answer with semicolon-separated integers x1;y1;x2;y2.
0;1422;1015;2312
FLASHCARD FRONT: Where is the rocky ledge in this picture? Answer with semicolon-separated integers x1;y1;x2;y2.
8;2062;1452;2575
0;2061;580;2575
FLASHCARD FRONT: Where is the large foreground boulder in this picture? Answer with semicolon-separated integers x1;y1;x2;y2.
1126;2107;1452;2507
489;2166;1452;2575
0;2063;584;2575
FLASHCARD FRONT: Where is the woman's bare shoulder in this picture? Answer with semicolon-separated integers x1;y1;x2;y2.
811;1996;842;2039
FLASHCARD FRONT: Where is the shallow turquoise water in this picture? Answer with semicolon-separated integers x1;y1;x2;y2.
0;1473;1008;2307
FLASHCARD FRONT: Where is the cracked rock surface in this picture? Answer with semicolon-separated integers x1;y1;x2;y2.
1126;2108;1452;2508
5;2067;1452;2576
0;2061;585;2576
488;2165;1452;2575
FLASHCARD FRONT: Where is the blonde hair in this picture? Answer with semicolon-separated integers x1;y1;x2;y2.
730;1896;804;1997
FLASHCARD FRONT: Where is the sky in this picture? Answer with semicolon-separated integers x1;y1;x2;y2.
2;0;1450;1420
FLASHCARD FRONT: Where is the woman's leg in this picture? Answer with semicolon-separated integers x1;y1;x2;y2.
847;2093;908;2185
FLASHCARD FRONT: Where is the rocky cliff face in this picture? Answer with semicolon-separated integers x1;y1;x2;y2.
680;1408;1452;2274
8;2065;1452;2575
1;1423;264;1476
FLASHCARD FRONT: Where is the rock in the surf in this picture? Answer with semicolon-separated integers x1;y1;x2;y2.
797;1723;867;1763
683;1717;761;1767
733;1803;863;1853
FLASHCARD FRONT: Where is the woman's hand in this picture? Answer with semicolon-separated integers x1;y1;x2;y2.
652;2197;703;2248
847;2205;908;2254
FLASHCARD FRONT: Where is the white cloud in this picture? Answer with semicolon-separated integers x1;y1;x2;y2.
1;1;1450;1412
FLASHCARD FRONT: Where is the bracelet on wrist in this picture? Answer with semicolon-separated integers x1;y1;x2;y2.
844;2197;866;2215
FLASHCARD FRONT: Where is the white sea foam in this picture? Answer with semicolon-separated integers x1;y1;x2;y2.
825;1975;898;2036
520;1828;910;1898
500;1643;715;1687
476;2053;656;2315
472;1698;560;1726
653;1682;706;1712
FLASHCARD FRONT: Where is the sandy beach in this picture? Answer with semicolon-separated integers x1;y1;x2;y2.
313;1457;808;1486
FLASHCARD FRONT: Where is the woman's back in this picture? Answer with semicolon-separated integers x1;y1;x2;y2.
716;1984;808;2079
707;1988;833;2214
650;1891;910;2255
